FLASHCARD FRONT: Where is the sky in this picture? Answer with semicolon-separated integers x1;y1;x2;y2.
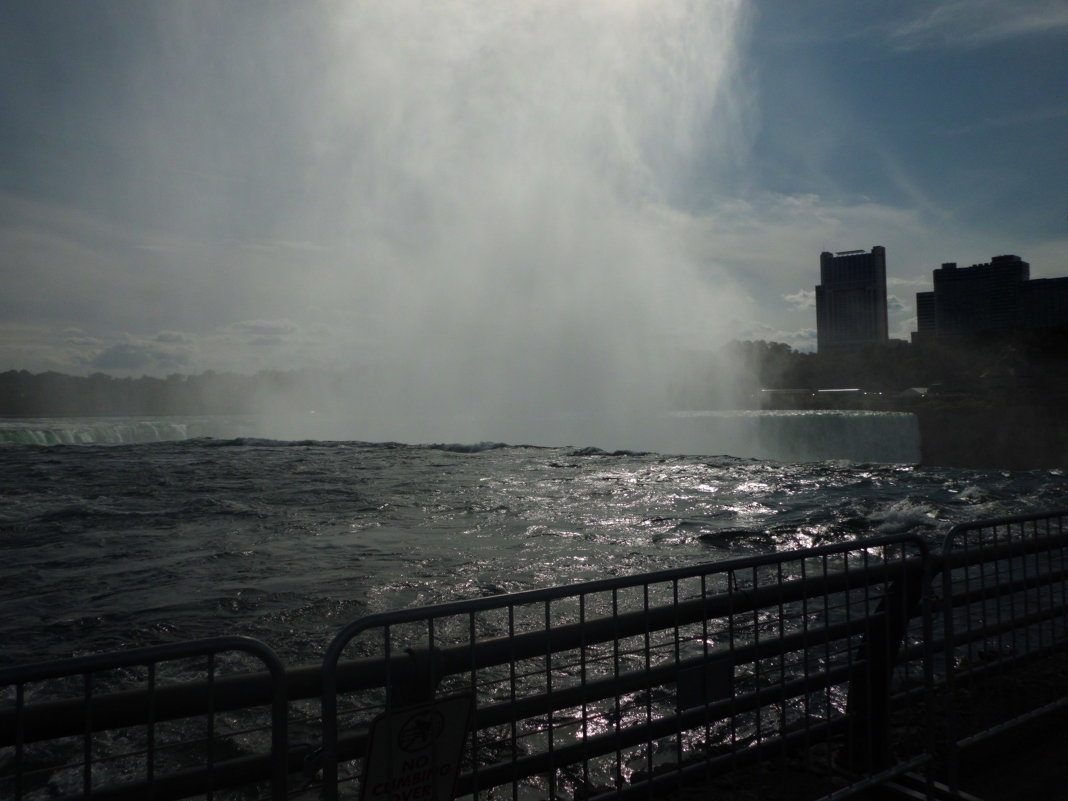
2;0;1067;383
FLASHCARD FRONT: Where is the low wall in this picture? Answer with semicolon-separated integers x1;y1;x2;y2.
917;405;1068;469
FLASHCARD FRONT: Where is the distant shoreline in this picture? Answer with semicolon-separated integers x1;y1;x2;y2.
2;403;1064;470
914;405;1068;470
749;391;1068;470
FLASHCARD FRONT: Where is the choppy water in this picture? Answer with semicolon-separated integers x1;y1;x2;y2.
2;430;1066;668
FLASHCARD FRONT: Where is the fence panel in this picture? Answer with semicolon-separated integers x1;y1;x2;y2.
0;636;288;801
320;536;931;801
938;509;1068;789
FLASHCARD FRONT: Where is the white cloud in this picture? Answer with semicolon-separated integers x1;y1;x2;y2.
737;321;817;353
888;276;930;288
892;316;918;342
783;289;816;310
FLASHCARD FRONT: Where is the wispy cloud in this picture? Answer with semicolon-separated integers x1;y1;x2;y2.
92;341;191;371
228;320;301;338
940;106;1068;136
890;0;1068;50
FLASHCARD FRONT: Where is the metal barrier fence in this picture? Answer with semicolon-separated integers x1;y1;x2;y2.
320;535;931;801
2;510;1067;801
936;510;1068;793
0;636;288;801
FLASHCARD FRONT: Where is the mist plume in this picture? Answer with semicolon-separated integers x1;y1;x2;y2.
83;1;758;447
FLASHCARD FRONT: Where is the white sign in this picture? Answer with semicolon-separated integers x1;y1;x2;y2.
360;695;472;801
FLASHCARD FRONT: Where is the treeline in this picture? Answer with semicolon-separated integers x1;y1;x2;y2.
3;329;1067;417
0;369;351;417
727;328;1068;406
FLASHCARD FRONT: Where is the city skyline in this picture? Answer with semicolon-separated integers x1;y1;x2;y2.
2;1;1067;378
914;254;1068;342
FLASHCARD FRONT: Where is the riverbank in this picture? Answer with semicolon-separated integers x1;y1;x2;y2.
917;404;1068;470
754;392;1068;469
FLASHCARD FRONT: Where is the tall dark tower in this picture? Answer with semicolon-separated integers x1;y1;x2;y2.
815;246;889;352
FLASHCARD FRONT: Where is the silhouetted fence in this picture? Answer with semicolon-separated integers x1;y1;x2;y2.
2;510;1066;801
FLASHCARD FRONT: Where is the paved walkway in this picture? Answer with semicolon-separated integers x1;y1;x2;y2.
949;708;1068;801
660;705;1068;801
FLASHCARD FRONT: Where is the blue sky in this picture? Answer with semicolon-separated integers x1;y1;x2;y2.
2;0;1066;380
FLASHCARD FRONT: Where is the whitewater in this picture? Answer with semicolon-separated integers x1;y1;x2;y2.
3;416;1067;670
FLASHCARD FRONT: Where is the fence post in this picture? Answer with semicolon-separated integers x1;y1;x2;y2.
846;556;928;771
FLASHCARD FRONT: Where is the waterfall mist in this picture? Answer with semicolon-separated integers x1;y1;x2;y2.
74;2;759;449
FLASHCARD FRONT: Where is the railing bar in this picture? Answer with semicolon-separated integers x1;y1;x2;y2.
1023;521;1036;653
750;565;761;748
15;681;25;801
671;577;682;790
612;587;622;796
727;568;738;772
867;545;878;769
147;661;156;800
821;553;833;766
865;547;878;767
920;545;937;789
466;610;479;801
543;597;555;801
1059;515;1068;649
994;525;1006;669
642;582;653;785
799;556;812;759
579;591;590;800
843;549;856;764
700;573;711;768
775;561;786;751
207;652;216;801
83;670;92;798
507;602;518;801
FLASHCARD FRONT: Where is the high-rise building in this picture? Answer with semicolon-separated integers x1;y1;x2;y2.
1022;277;1068;330
815;247;889;352
926;255;1029;338
909;254;1068;341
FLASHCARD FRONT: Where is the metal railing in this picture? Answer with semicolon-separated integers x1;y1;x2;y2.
936;510;1068;792
320;535;931;801
2;510;1067;801
0;636;288;801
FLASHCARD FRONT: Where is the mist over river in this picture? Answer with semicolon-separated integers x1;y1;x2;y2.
2;418;1066;668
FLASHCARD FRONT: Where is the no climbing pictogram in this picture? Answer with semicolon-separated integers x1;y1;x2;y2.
396;708;445;752
360;695;472;801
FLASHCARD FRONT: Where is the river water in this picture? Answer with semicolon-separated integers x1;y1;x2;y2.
2;416;1066;668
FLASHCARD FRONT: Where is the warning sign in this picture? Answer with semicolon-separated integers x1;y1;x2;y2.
360;695;472;801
